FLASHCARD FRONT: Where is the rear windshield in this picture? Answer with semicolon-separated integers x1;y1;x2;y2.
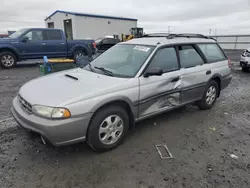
197;44;226;62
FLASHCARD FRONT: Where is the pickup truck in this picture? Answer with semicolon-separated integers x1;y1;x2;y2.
0;28;96;68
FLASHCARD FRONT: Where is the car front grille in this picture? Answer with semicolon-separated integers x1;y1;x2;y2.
18;94;32;114
242;50;250;57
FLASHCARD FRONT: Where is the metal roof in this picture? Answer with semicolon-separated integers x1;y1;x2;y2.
45;10;138;22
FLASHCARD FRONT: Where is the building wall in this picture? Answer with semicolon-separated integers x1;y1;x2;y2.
45;12;137;40
45;12;77;39
73;16;137;39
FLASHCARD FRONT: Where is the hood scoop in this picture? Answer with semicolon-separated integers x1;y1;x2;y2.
65;74;78;81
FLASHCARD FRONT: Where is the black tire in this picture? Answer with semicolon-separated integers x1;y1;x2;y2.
87;105;129;152
197;80;219;110
73;50;86;61
242;67;249;72
0;51;17;69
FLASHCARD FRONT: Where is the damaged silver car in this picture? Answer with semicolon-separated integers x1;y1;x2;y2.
11;34;232;152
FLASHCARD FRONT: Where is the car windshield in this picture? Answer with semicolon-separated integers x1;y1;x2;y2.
95;38;103;43
9;29;28;38
87;44;155;78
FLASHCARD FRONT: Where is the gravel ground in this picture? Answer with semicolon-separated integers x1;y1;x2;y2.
1;52;250;188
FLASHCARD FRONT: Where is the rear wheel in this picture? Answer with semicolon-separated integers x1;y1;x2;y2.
87;105;129;152
0;51;17;69
73;50;86;61
242;67;249;72
197;80;219;110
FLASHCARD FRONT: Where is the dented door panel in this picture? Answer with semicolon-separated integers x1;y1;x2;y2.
138;71;182;117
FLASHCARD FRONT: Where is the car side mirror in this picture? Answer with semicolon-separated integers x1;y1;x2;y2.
143;68;163;77
21;37;29;43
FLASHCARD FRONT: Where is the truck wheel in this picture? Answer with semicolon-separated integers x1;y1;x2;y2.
197;80;219;110
73;50;86;61
242;67;249;72
0;51;17;69
87;105;129;152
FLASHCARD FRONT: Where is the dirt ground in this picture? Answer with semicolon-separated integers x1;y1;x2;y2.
1;52;250;188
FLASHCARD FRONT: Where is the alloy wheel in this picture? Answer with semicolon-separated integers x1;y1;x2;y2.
206;86;216;105
98;115;124;145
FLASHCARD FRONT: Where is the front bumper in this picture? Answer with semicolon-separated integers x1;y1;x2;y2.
240;56;250;67
11;97;93;146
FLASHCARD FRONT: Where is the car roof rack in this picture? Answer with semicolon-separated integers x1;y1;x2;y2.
142;33;170;37
142;33;217;41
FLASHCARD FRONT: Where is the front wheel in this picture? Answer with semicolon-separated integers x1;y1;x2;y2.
0;51;17;69
197;80;219;110
87;105;129;152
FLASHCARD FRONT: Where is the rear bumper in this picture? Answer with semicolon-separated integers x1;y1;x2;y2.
11;97;93;146
221;74;232;90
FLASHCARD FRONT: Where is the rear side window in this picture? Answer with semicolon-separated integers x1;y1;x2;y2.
178;45;204;68
148;47;178;72
197;44;226;62
45;30;62;40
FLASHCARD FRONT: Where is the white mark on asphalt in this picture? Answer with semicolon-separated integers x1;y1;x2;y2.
230;154;239;159
155;144;173;159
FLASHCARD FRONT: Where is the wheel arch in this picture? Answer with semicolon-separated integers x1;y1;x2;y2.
0;47;20;61
209;74;221;97
89;98;136;131
71;44;91;58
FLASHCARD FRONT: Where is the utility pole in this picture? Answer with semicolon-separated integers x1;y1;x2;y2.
209;29;212;36
168;26;174;34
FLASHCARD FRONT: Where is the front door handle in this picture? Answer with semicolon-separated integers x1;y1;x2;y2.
41;43;46;45
171;77;180;82
206;70;212;75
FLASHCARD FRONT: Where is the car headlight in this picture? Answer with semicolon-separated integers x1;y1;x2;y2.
32;105;71;119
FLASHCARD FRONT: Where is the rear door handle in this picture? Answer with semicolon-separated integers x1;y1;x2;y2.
206;70;212;75
171;77;180;82
61;43;65;45
41;43;46;45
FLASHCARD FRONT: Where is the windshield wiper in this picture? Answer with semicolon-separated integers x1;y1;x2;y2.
87;62;95;72
94;66;114;76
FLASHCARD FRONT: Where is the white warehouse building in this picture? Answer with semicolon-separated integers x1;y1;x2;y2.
45;10;138;40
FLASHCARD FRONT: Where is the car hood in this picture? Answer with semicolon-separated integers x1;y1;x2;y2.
0;38;17;43
19;68;130;107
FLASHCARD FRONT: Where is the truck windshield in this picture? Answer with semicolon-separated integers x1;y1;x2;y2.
88;44;155;78
9;29;28;38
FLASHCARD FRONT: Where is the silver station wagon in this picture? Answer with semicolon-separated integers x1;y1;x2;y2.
11;34;232;152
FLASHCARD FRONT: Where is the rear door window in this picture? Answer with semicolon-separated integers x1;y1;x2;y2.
45;30;63;40
178;45;204;68
197;44;226;63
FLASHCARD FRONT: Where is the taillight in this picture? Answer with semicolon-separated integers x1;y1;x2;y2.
93;42;96;49
228;58;232;68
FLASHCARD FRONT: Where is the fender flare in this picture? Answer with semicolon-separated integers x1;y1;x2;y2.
71;44;91;57
0;45;20;61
